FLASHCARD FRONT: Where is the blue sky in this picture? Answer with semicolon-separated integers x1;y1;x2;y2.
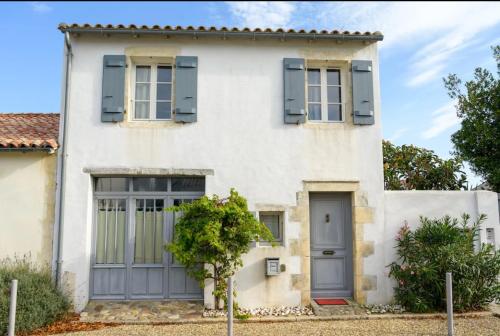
1;1;499;186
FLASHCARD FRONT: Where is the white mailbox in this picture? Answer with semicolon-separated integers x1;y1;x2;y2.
266;257;280;276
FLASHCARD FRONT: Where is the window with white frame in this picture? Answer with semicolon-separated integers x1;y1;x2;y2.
133;64;173;120
259;211;284;244
307;68;343;122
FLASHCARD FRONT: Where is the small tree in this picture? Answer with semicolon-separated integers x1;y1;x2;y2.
166;189;273;309
383;140;467;190
443;45;500;192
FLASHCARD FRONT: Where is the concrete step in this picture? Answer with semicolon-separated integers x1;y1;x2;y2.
311;299;367;316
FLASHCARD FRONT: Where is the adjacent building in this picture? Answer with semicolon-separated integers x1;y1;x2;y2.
0;113;59;265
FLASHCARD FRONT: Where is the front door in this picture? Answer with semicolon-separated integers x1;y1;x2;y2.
129;198;166;299
310;193;353;298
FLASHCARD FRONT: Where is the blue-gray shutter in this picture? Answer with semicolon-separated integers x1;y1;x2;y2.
101;55;126;122
352;60;375;125
283;58;306;124
174;56;198;123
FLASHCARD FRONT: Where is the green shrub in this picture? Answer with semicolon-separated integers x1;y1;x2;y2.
167;189;273;310
0;257;71;334
389;214;500;313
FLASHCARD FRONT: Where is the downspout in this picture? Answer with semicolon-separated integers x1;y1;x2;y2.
52;32;72;287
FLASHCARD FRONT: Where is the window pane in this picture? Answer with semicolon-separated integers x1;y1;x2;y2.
136;66;151;82
143;199;155;264
173;198;194;207
260;214;281;241
328;104;342;121
115;200;126;264
95;199;107;263
171;198;195;265
133;177;169;192
134;200;144;263
157;66;172;82
135;102;150;119
171;177;205;192
95;178;129;192
135;83;150;100
105;203;116;263
154;200;164;264
134;198;164;264
308;104;321;120
327;69;340;85
308;86;321;102
157;83;172;101
327;86;341;103
156;102;172;119
95;199;126;264
307;69;320;85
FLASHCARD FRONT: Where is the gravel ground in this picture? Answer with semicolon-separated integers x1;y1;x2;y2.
57;316;500;336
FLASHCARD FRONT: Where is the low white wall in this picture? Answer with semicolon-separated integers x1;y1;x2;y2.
383;190;500;302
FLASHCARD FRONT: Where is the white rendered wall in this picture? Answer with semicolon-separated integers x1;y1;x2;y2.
0;152;57;265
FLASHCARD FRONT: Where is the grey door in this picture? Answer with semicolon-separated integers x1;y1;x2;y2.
92;196;202;299
168;198;203;298
310;193;353;298
90;176;204;300
129;196;202;299
91;198;128;299
129;198;166;299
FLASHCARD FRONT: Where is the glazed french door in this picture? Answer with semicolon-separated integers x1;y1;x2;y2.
91;177;204;300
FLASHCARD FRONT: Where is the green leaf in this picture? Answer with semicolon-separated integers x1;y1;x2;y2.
166;189;275;309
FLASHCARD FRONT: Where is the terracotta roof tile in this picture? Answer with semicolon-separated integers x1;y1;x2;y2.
58;23;383;41
0;113;59;151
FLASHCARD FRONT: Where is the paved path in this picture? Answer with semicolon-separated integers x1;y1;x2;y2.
61;316;500;335
81;300;204;322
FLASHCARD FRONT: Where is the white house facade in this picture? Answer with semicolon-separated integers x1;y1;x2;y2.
54;24;499;312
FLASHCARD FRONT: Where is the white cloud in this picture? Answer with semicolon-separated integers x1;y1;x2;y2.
30;2;52;13
407;65;445;87
421;101;459;139
226;1;295;29
387;128;408;142
234;2;500;87
323;3;499;86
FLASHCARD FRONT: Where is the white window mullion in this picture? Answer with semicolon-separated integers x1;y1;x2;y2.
131;67;136;119
151;65;157;120
320;68;328;121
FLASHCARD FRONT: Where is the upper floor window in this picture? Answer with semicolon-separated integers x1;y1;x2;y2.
133;64;173;120
307;68;343;122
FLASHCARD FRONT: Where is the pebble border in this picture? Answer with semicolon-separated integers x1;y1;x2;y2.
80;310;493;325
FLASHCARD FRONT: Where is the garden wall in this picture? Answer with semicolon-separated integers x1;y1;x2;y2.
382;190;499;302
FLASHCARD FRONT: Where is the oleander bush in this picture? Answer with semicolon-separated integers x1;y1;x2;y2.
389;214;500;313
0;257;71;334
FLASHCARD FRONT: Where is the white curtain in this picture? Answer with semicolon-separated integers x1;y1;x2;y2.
134;209;163;264
95;200;126;264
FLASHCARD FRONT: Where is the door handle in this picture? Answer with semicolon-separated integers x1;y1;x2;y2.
323;250;335;255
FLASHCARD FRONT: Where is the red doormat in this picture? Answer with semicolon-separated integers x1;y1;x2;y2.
314;298;348;305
